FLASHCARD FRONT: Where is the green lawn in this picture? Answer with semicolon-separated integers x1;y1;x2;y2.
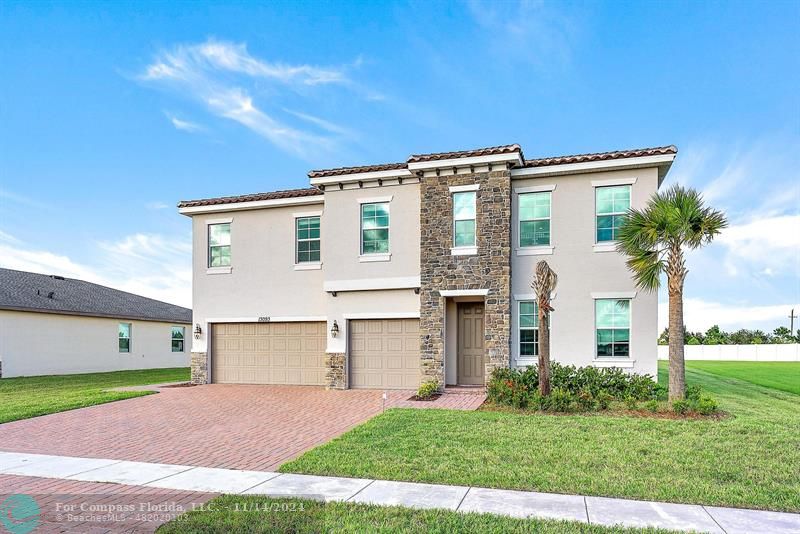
282;361;800;512
0;367;189;424
674;360;800;395
157;496;674;534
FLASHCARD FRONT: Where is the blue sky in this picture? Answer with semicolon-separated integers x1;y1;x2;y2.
1;0;798;332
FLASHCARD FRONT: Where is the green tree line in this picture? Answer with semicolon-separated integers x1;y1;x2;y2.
658;325;800;345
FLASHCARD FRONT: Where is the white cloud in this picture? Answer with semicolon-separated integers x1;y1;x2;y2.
659;298;800;332
139;39;362;158
716;215;800;278
146;201;170;210
165;113;205;133
0;232;191;308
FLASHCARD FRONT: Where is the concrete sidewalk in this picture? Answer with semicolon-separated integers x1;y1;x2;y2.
1;451;797;533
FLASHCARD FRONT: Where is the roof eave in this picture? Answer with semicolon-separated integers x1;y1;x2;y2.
511;153;676;185
177;194;324;215
0;305;192;324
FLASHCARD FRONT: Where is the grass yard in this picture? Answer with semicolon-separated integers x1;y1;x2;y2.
676;360;800;395
157;496;674;534
0;367;189;424
282;361;800;512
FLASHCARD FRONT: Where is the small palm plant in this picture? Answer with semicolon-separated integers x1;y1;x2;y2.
617;185;727;400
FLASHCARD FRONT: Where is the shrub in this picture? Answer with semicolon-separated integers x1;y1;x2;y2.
596;390;613;410
624;396;638;410
416;380;439;400
644;399;659;413
686;384;703;402
672;399;691;415
576;389;597;411
548;387;574;412
695;394;719;415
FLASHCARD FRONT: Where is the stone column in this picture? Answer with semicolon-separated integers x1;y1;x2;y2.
190;351;208;384
324;353;347;389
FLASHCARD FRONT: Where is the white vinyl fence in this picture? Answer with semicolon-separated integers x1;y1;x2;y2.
657;344;800;361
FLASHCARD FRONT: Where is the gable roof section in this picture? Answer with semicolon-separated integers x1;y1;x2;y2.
523;145;677;168
178;187;322;208
0;268;192;323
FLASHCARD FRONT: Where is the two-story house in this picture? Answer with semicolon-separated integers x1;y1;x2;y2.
179;144;676;389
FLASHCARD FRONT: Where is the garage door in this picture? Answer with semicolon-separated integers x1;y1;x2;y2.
211;322;326;385
350;319;420;389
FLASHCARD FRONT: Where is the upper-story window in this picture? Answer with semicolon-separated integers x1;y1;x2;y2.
296;216;321;263
519;192;551;247
171;326;185;352
596;298;630;358
119;323;131;353
453;191;476;248
361;202;390;254
208;223;231;267
596;185;630;242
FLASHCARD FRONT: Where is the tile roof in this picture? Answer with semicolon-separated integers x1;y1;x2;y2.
408;144;523;163
308;162;407;179
523;145;677;168
0;268;192;323
178;187;322;208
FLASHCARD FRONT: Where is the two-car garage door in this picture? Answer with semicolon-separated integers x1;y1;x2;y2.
210;319;420;389
211;322;326;385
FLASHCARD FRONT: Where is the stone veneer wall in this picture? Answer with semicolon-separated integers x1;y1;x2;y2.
324;353;347;390
190;351;208;384
419;167;513;386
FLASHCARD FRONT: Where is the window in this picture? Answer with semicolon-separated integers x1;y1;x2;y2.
453;191;476;247
171;326;185;353
296;216;321;263
119;323;131;353
208;223;231;267
596;186;630;242
519;192;551;247
361;202;389;254
519;301;539;357
596;299;630;358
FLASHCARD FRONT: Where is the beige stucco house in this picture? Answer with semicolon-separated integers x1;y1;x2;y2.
0;268;191;378
180;144;676;389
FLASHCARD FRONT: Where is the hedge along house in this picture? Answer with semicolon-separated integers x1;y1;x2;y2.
180;144;676;389
0;268;192;378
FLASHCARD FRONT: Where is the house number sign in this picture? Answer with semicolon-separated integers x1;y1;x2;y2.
258;316;271;322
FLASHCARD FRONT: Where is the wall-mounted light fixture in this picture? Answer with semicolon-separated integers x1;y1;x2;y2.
193;324;202;340
330;320;339;338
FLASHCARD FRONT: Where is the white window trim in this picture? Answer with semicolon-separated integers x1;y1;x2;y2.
452;190;477;251
594;297;633;360
357;195;393;204
591;177;637;187
207;220;232;269
516;246;554;256
449;184;480;193
295;215;321;265
292;210;323;218
592;358;636;368
594;184;631;246
119;323;131;353
514;184;556;194
360;201;390;256
171;326;185;353
518;190;552;250
294;262;322;271
451;246;478;256
359;253;392;263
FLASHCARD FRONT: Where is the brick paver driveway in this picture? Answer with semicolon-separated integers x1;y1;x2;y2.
0;385;398;471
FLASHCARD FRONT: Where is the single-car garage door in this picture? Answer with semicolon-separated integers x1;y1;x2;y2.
350;319;420;389
211;322;326;385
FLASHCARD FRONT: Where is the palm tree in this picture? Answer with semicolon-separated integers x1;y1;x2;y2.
617;185;727;400
531;260;558;396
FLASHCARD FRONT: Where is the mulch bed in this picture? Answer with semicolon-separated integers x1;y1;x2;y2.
408;394;443;402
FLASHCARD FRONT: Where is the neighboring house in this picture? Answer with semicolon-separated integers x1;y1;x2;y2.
0;268;191;378
179;144;676;389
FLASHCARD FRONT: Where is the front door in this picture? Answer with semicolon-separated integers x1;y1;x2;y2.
457;303;485;385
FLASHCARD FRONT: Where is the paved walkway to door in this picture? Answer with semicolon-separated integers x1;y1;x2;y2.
0;385;484;472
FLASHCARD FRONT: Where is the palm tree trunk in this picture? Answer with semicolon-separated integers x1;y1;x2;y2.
538;310;551;396
668;283;686;401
